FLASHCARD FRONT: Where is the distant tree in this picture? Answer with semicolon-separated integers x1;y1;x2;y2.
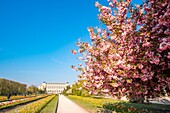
38;89;46;94
27;85;39;95
62;85;71;95
71;80;91;97
0;79;8;95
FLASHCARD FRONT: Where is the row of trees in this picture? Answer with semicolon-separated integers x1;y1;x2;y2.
0;78;27;95
27;85;45;95
0;78;46;96
72;0;170;103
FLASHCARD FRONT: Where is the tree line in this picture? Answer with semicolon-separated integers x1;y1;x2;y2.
0;78;27;95
0;78;46;96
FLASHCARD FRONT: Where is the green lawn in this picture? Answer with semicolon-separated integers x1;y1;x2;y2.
40;95;58;113
67;95;170;113
67;95;125;113
67;96;97;113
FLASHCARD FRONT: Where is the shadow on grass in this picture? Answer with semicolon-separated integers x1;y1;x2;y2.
96;102;170;113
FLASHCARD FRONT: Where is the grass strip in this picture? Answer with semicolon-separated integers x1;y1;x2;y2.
40;95;58;113
67;95;122;113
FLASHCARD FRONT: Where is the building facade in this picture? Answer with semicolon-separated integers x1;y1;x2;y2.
38;82;69;94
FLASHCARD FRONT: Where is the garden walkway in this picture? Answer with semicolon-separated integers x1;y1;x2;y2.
57;95;89;113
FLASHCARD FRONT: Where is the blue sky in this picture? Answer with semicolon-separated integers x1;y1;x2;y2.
0;0;142;86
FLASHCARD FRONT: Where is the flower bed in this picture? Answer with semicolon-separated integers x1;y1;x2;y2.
0;94;48;110
11;95;56;113
0;96;7;102
0;95;37;102
102;102;149;113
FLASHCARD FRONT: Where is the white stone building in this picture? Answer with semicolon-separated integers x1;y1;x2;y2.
38;82;69;94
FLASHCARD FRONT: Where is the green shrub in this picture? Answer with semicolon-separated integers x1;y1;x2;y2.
102;102;149;113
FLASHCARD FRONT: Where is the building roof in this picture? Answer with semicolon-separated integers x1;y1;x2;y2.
46;82;69;85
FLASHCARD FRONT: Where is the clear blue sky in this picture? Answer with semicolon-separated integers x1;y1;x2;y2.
0;0;142;86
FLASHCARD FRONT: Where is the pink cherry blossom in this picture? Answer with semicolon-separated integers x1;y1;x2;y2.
95;2;100;8
71;50;77;55
102;89;109;93
138;64;143;69
72;0;170;101
112;0;117;4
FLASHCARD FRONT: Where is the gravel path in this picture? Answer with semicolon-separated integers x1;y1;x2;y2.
57;95;89;113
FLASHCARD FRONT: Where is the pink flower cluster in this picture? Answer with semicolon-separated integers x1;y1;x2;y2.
72;0;170;100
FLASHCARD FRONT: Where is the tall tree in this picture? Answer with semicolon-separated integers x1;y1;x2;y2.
72;0;170;102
